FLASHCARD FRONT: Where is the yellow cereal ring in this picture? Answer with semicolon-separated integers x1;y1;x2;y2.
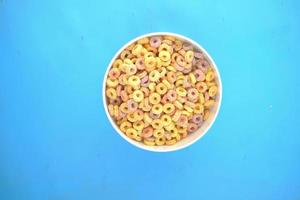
152;104;163;115
144;52;155;59
165;138;176;145
134;135;142;142
106;78;119;88
132;44;143;56
149;70;160;82
125;64;137;75
149;93;161;105
151;119;164;129
145;57;157;72
177;74;184;80
207;81;217;87
161;60;171;67
176;87;187;97
126;128;138;139
175;79;184;87
177;126;187;134
156;57;162;68
162;79;172;89
120;50;131;60
163;103;175;114
169;127;178;137
137;37;149;44
113;105;119;118
199;93;205;104
204;109;210;120
166;65;176;72
206;71;215;82
120;103;129;113
127;75;141;87
125;85;135;94
194;103;204;114
189;73;197;84
164;122;175;131
172;110;182;122
159;67;167;77
181;110;191;117
120;121;132;133
174;100;183;110
132;90;144;102
133;121;145;131
113;59;123;69
185;50;194;63
106;88;117;99
144;113;153;124
156;83;168;95
163;35;176;41
177;96;186;104
204;99;215;108
127;112;138;122
155;137;166;145
144;139;156;146
123;58;133;65
159;43;173;54
174;40;182;51
184;105;193;113
162;39;173;46
208;86;218;97
159;50;171;62
148;82;156;93
108;104;114;116
153;129;165;138
161;114;172;127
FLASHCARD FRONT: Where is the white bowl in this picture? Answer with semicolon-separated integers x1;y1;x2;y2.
103;32;222;152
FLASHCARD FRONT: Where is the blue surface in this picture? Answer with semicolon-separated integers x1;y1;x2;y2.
1;0;300;199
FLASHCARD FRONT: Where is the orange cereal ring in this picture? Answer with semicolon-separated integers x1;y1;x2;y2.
188;123;198;133
135;58;145;70
142;127;154;138
127;99;138;112
150;36;162;48
166;89;177;102
167;71;176;83
108;68;120;79
140;87;150;97
195;82;208;93
187;88;199;101
120;90;129;102
177;115;188;127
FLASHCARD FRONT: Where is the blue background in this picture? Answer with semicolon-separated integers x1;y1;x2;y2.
1;0;300;199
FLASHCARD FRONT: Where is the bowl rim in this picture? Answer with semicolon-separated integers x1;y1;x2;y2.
102;32;222;152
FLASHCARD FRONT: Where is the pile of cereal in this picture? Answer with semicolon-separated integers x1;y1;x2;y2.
105;35;218;146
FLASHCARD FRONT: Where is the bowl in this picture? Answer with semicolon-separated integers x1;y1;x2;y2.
103;32;222;152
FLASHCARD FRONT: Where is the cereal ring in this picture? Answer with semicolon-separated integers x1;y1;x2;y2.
140;98;151;112
125;85;134;94
120;121;132;133
166;89;177;102
113;59;123;69
165;139;176;145
159;50;171;62
118;74;127;85
127;112;137;122
177;96;186;104
151;119;164;129
205;91;210;101
144;45;158;54
208;85;218;97
194;103;204;114
176;87;187;97
164;123;175;131
149;70;160;82
165;132;172;140
182;67;192;74
109;97;121;105
191;114;203;124
149;93;161;105
152;104;163;115
142;127;153;138
156;83;168;95
174;100;183;110
161;60;171;67
162;39;173;46
175;79;184;87
176;54;186;67
140;75;150;87
189;73;197;84
161;114;172;127
116;85;123;96
163;103;175;114
174;63;184;72
125;64;137;75
183;76;191;88
159;67;167;77
108;104;114;117
199;93;205;105
135;109;144;121
195;82;208;93
204;100;215;108
144;52;155;60
137;71;147;79
153;129;165;138
150;36;162;48
127;75;141;87
167;71;176;83
127;99;138;112
135;58;145;70
159;43;173;54
187;123;198;133
144;57;157;72
160;94;169;104
177;115;188;127
173;40;182;51
106;78;119;88
169;127;178;137
120;102;129;113
132;90;144;102
140;87;150;97
196;59;210;72
194;69;205;81
185;101;195;108
148;82;156;92
206;71;215;82
155;137;166;146
126;128;138;139
120;50;131;60
144;138;156;146
106;88;117;99
149;111;161;119
108;68;120;80
120;90;129;102
137;37;149;44
185;50;194;63
187;88;199;101
182;43;193;51
194;51;204;59
204;109;210;120
144;112;153;124
132;44;143;56
166;65;176;72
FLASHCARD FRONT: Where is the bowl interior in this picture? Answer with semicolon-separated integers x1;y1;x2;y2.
103;32;222;152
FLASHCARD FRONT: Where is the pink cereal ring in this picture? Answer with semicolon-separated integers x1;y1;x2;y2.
166;90;177;102
142;127;153;138
161;94;170;104
135;58;145;70
109;97;121;105
149;111;161;119
137;71;147;79
187;88;199;101
150;36;162;48
194;52;204;59
120;91;129;102
205;91;210;101
194;69;205;81
116;85;123;96
188;123;198;133
183;43;193;51
174;63;184;71
141;75;150;87
182;67;192;74
141;87;150;97
127;99;138;112
177;115;188;126
108;68;120;79
196;59;210;72
192;114;203;124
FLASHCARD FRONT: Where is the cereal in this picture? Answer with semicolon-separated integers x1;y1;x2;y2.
105;34;219;146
